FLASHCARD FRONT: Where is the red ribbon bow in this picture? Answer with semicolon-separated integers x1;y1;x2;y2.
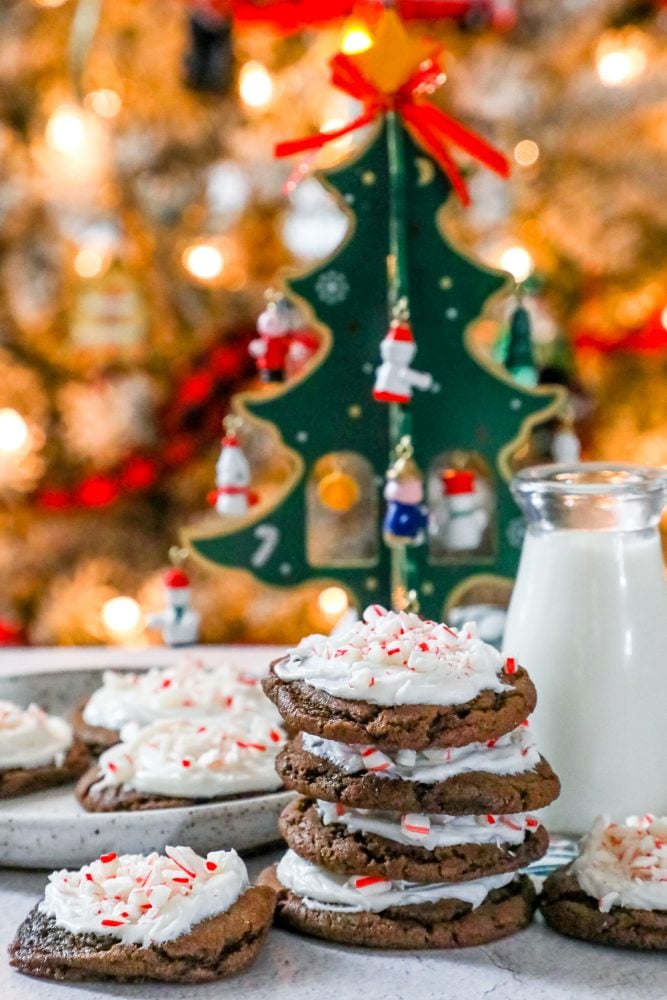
275;52;509;205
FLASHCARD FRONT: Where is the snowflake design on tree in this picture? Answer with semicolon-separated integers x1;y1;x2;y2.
315;270;350;305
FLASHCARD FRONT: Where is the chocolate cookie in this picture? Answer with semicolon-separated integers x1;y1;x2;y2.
258;864;535;949
71;699;118;757
75;766;282;812
276;734;560;815
0;738;90;800
263;662;536;752
9;885;276;983
541;866;667;951
279;796;548;884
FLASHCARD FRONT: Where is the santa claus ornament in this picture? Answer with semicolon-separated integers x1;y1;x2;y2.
373;300;432;404
146;554;201;647
441;468;489;552
208;416;257;517
249;292;298;383
383;437;429;547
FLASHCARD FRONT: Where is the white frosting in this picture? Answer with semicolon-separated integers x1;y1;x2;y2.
275;605;511;707
94;717;285;799
0;700;72;770
574;815;667;912
40;846;248;947
82;657;277;731
276;849;514;913
317;801;539;850
302;724;539;783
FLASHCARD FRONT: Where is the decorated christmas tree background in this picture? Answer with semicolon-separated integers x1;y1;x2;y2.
187;13;565;620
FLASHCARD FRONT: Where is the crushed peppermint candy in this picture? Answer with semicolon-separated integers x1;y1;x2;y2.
574;815;667;913
0;699;73;771
40;847;249;947
275;607;513;708
94;716;285;800
82;657;275;733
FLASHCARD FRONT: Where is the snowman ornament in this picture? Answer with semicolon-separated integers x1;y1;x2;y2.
209;420;257;517
146;567;201;647
441;469;489;552
373;304;432;404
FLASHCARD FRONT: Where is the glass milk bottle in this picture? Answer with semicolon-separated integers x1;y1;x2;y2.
503;463;667;835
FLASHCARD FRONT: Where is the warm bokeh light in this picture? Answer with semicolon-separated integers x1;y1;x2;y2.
596;33;648;87
318;586;349;619
102;596;142;637
73;247;106;278
33;0;68;6
45;105;87;154
86;89;122;118
0;409;29;455
340;22;374;55
513;139;540;167
499;245;534;283
182;243;225;282
239;61;275;110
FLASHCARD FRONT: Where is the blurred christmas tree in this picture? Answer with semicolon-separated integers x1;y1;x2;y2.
1;0;666;644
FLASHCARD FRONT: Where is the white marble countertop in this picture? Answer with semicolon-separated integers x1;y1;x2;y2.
1;648;665;998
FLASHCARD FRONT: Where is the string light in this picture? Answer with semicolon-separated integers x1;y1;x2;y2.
182;242;225;282
513;140;539;167
499;245;534;283
596;32;648;88
0;409;29;455
45;105;87;154
102;596;142;638
74;247;106;278
318;586;349;619
239;62;275;111
86;89;122;118
340;21;374;55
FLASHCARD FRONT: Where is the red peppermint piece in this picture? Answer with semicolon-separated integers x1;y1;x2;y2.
335;803;346;817
485;815;497;825
181;759;191;768
161;679;172;689
205;861;218;872
486;739;497;748
505;657;517;675
354;876;389;890
101;919;125;926
270;729;282;743
236;741;267;751
100;852;117;864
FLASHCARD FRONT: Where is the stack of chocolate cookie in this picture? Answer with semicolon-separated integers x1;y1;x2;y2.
260;605;560;949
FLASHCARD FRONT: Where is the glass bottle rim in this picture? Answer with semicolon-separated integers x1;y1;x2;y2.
512;462;667;499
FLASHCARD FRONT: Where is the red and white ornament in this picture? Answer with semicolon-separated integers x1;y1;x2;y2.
209;423;257;517
441;469;488;552
249;294;295;383
373;320;432;405
146;566;201;647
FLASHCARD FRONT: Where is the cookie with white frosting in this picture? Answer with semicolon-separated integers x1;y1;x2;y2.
9;846;275;983
76;715;286;812
0;700;89;799
263;606;536;752
279;796;548;884
74;657;271;755
258;851;535;949
541;815;667;950
275;729;560;815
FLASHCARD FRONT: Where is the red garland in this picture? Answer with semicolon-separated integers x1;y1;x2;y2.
274;52;509;206
33;331;257;512
574;311;667;355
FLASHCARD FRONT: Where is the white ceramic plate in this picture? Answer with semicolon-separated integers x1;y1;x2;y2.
0;666;293;869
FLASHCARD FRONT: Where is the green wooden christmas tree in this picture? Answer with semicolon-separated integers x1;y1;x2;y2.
186;12;565;620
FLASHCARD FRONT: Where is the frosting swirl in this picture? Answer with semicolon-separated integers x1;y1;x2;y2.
302;724;539;783
40;846;248;947
82;657;273;731
94;717;285;799
574;814;667;912
275;849;514;913
317;800;539;850
0;700;72;770
274;605;510;707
